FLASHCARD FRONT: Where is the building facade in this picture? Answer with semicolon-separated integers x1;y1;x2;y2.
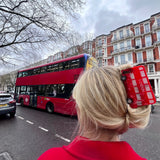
106;12;160;100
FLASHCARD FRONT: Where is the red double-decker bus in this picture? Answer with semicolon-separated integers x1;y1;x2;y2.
15;54;97;115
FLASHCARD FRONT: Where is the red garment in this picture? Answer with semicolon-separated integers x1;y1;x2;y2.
38;136;147;160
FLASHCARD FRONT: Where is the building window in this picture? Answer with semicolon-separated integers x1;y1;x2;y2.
98;49;102;57
148;64;155;73
157;18;160;27
104;48;107;56
98;38;102;46
157;30;160;42
119;30;124;39
120;42;124;51
113;33;117;41
127;40;131;49
128;53;133;63
135;38;141;48
113;44;118;52
137;52;143;63
135;26;140;36
145;35;152;47
126;29;130;37
98;59;103;67
120;54;126;64
144;23;150;33
114;56;118;65
146;50;154;61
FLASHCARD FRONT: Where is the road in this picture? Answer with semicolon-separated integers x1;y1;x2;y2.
0;105;77;160
0;105;160;160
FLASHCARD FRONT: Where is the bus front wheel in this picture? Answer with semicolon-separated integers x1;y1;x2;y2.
46;103;54;113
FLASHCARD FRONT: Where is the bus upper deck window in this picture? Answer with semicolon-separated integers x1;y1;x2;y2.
47;65;52;72
52;64;58;72
18;72;23;77
40;66;47;73
28;70;33;76
23;72;28;77
70;59;80;69
33;68;40;75
59;63;63;71
63;61;69;70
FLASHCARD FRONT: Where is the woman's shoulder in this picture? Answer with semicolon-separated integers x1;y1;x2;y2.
37;137;147;160
120;141;147;160
37;146;77;160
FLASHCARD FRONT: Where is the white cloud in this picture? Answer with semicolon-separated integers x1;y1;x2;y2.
72;0;160;36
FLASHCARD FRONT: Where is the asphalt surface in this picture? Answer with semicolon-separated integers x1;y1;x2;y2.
0;104;159;160
0;105;77;160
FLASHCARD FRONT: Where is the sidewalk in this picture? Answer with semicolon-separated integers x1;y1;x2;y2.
154;102;160;106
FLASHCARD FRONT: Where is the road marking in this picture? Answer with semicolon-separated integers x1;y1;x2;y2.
17;116;24;120
26;120;34;125
55;134;71;142
38;126;48;132
0;152;13;160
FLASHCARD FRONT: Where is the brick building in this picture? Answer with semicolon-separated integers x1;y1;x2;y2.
102;12;160;100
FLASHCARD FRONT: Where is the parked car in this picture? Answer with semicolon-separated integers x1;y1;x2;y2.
0;93;16;117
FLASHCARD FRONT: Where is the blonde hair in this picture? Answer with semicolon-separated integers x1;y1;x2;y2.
72;65;151;139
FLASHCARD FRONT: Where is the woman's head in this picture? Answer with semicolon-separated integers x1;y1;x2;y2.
72;65;151;139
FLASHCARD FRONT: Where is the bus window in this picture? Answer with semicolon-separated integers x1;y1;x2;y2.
28;70;33;76
32;86;38;94
23;71;28;77
33;68;40;75
70;59;80;69
47;65;53;72
59;62;70;71
20;86;27;94
59;63;63;71
26;86;31;95
18;72;23;77
79;57;85;68
65;84;75;98
50;84;57;97
40;66;47;74
57;84;65;98
52;64;58;72
45;85;52;96
64;61;70;70
37;85;46;96
15;86;20;95
47;64;58;72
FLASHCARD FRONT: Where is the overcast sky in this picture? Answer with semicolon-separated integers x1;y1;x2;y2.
72;0;160;37
1;0;160;75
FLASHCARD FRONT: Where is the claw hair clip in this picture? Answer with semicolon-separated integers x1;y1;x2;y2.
121;65;156;108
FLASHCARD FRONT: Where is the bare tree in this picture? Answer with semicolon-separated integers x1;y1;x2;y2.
63;31;94;49
0;0;85;66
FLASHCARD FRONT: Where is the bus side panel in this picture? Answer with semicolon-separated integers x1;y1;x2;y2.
15;68;84;86
53;98;76;115
23;95;30;106
37;96;77;115
18;95;30;106
37;96;46;110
